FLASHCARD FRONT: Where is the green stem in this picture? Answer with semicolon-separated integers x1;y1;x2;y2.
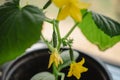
53;64;65;80
69;46;74;61
52;29;57;48
44;17;53;23
58;72;65;80
53;64;59;80
63;22;79;40
41;33;54;51
43;0;51;9
53;20;61;50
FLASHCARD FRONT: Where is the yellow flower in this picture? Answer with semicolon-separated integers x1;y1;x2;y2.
52;0;90;22
48;49;63;68
67;58;88;79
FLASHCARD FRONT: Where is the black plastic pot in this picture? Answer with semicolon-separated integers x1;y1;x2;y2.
1;48;113;80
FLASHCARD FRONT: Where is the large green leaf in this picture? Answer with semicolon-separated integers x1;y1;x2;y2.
92;12;120;37
0;0;45;65
78;12;120;50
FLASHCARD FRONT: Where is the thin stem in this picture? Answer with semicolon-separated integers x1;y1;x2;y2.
58;72;65;80
53;64;65;80
43;0;51;9
63;22;79;40
52;20;58;48
53;64;59;80
41;33;54;51
52;29;57;48
53;20;61;50
44;17;53;23
69;46;74;61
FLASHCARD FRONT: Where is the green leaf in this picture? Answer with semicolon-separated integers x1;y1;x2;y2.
0;0;45;65
92;12;120;37
58;50;79;71
31;72;55;80
78;12;120;50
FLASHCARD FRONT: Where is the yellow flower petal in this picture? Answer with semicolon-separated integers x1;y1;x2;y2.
67;58;88;79
70;5;82;22
52;0;90;22
48;49;63;68
67;63;74;77
57;6;70;20
48;52;54;68
78;58;85;65
52;0;69;8
69;0;80;8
